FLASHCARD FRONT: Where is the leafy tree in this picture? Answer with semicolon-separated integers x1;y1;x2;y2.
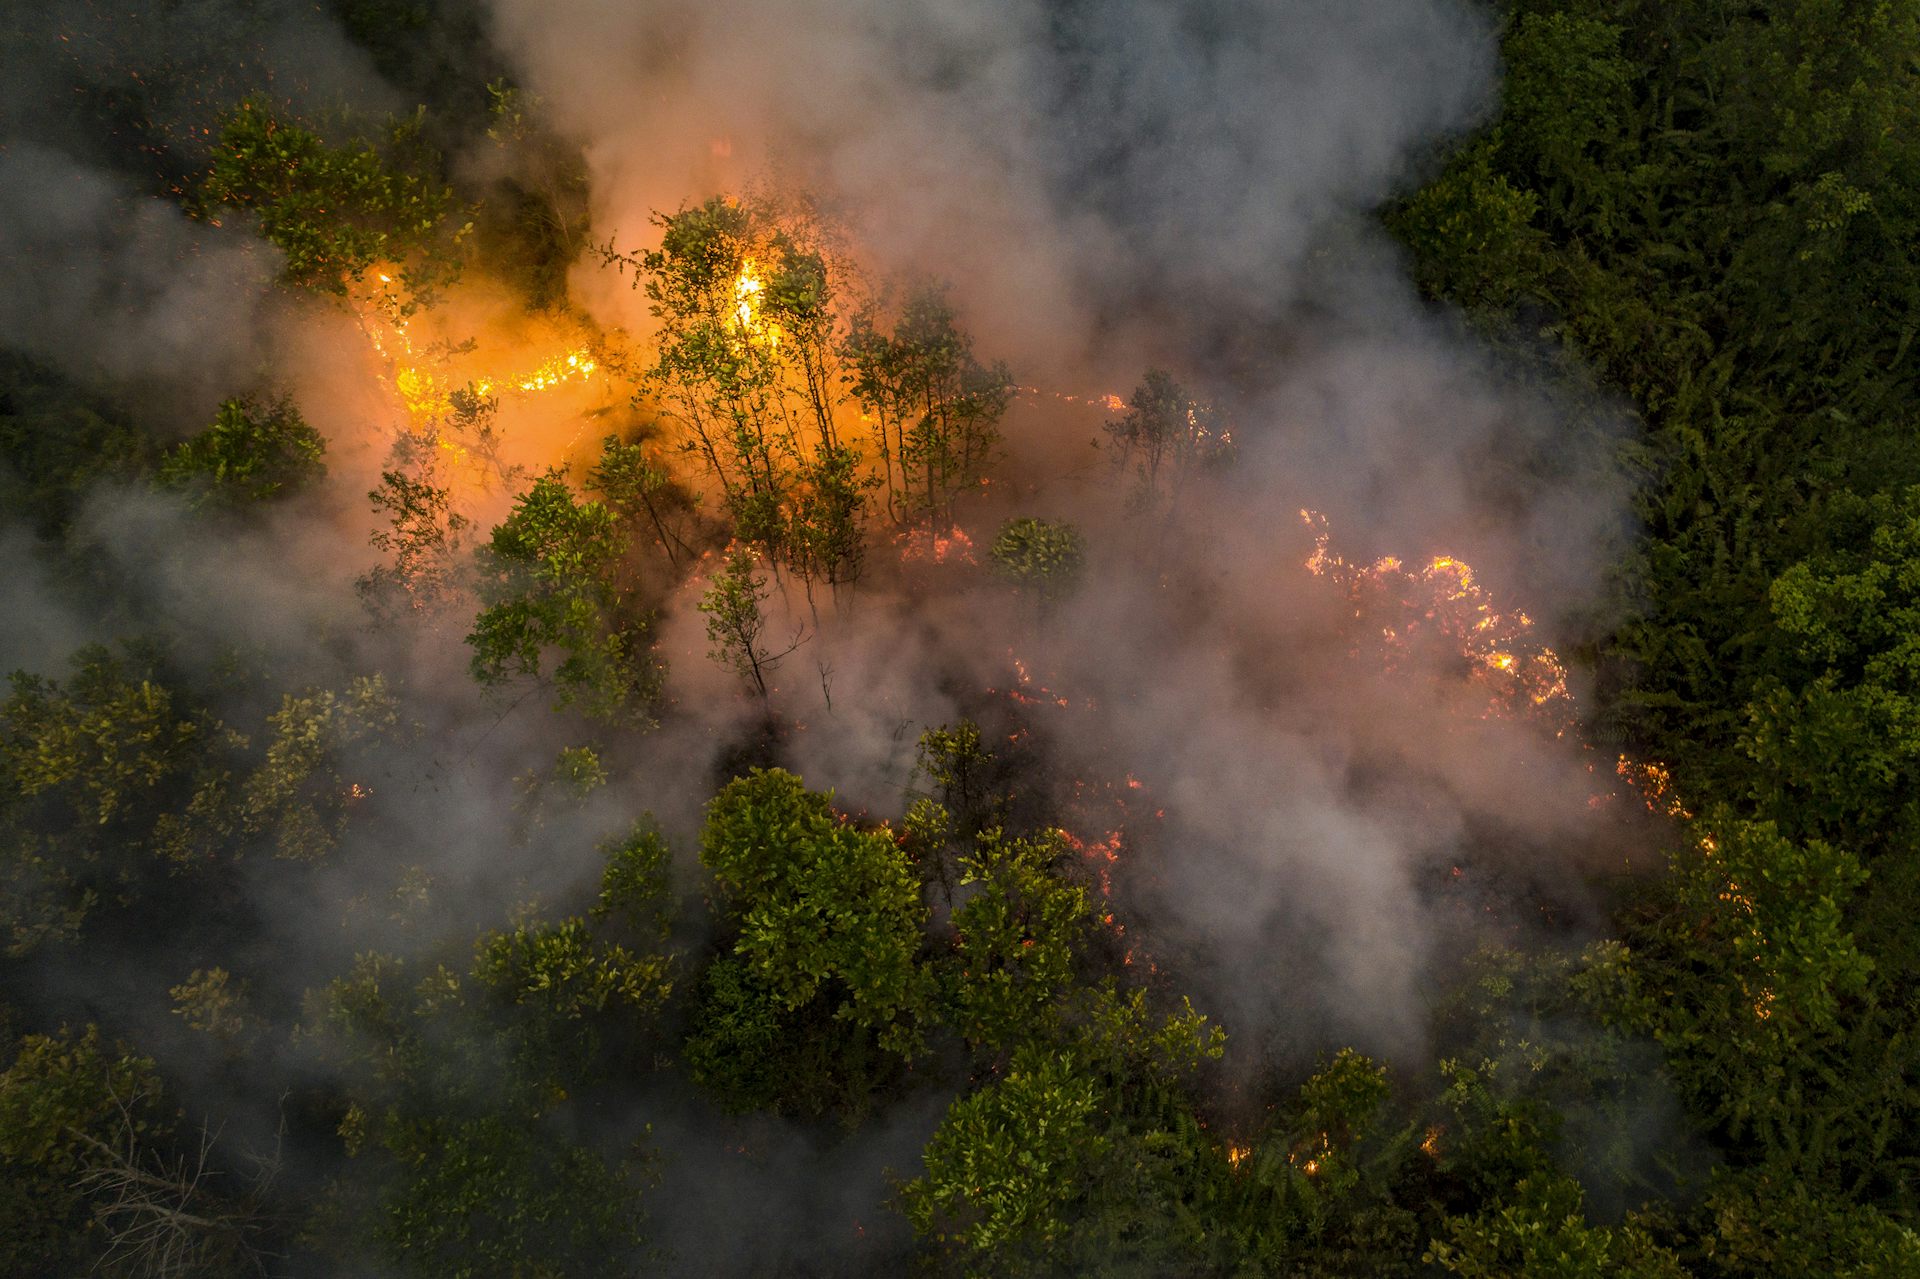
360;468;472;617
238;675;399;861
904;1043;1106;1254
1577;816;1913;1197
0;353;156;537
915;720;999;837
170;966;257;1047
903;981;1226;1274
157;396;326;510
467;470;661;721
1426;1174;1687;1279
1;645;398;950
0;644;232;951
1677;1168;1920;1278
989;516;1086;602
1742;486;1920;848
905;804;1229;1274
302;834;673;1276
589;431;697;568
685;769;933;1115
697;546;802;703
198;98;467;298
844;282;1013;529
949;828;1089;1053
0;1026;168;1274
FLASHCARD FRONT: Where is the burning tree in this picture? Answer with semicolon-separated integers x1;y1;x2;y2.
620;194;872;598
1103;369;1232;521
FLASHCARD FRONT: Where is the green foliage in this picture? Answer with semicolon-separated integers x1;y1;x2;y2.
1390;4;1920;1254
552;745;607;796
0;353;156;536
906;805;1230;1274
240;675;399;860
0;1026;167;1275
698;768;931;1051
989;516;1086;600
1387;136;1545;312
170;966;255;1043
904;1044;1107;1252
468;470;661;721
198;98;466;297
950;828;1089;1052
697;546;798;701
157;396;326;510
472;82;593;309
686;769;933;1115
589;431;696;567
1427;1173;1687;1279
360;468;472;617
904;979;1228;1273
1577;817;1912;1194
917;719;999;834
1;645;396;950
0;643;228;950
844;281;1013;529
303;830;675;1275
591;821;675;941
1743;486;1920;845
472;917;673;1081
346;1111;651;1279
1393;0;1920;808
1680;1168;1920;1278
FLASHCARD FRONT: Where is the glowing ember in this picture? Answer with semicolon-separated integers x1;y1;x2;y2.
896;525;976;565
351;275;604;440
1616;755;1692;819
1300;509;1574;732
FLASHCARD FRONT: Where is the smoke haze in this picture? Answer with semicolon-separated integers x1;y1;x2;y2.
1;0;1647;1270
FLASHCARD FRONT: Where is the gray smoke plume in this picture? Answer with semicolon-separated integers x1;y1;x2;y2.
0;0;1648;1270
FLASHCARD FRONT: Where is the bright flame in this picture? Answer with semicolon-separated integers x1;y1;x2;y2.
732;258;779;347
1300;509;1574;732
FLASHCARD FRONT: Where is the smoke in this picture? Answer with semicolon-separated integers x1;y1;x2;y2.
1;0;1653;1269
494;0;1493;367
0;143;281;414
476;0;1633;1026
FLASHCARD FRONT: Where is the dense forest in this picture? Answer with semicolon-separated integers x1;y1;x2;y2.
2;0;1917;1274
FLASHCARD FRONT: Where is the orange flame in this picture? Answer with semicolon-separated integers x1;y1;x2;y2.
1299;509;1574;732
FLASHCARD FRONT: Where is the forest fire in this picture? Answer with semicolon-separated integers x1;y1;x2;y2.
354;277;601;430
6;3;1907;1274
1300;509;1574;733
